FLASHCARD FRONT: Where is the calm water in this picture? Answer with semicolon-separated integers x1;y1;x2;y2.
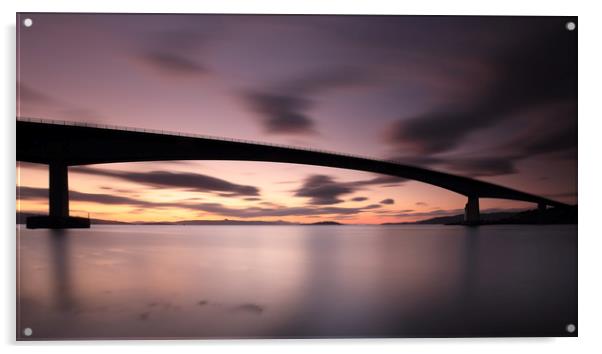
17;225;577;339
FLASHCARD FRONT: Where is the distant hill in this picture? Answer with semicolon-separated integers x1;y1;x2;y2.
140;219;295;226
382;211;517;225
383;207;577;225
16;213;342;226
494;206;577;224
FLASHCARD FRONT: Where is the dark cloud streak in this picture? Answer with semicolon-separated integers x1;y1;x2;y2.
384;20;577;178
294;174;405;205
72;166;260;196
138;51;207;76
244;93;315;134
18;186;381;219
294;175;353;205
350;196;368;202
134;30;208;77
244;67;372;135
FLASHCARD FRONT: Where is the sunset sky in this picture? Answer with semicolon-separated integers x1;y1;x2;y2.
16;14;577;223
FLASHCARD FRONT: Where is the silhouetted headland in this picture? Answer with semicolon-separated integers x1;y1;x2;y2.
382;206;577;225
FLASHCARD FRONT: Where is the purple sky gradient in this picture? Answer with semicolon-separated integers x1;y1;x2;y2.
16;14;577;223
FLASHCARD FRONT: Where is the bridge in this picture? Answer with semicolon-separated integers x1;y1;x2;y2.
17;118;571;228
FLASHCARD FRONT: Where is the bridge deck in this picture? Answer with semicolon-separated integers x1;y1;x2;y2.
16;117;570;208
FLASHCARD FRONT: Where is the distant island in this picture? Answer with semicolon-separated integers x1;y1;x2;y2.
308;221;342;225
137;219;341;226
16;212;342;226
17;206;575;226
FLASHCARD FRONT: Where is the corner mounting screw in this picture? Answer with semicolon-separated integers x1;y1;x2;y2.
566;21;576;31
566;323;576;333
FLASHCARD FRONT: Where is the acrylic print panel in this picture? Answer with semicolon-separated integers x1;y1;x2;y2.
16;13;577;340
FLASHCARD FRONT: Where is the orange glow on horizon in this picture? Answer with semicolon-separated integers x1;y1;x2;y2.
16;160;561;225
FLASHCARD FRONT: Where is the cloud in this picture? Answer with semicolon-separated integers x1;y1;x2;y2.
389;154;523;178
293;173;404;205
69;190;152;206
244;93;315;134
497;102;577;161
350;196;368;202
386;109;493;155
72;166;259;196
138;51;207;76
18;186;156;207
100;186;137;194
23;163;402;219
380;198;395;205
18;186;383;219
133;30;208;77
282;68;372;95
294;175;354;205
445;102;576;177
243;67;371;135
17;186;48;200
363;204;382;210
415;202;428;206
17;82;103;121
348;175;406;187
390;208;465;218
443;157;518;177
384;22;577;175
374;208;414;214
18;83;57;105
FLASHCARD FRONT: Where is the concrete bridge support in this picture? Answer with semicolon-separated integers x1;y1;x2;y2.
49;162;69;218
464;196;480;225
25;163;90;229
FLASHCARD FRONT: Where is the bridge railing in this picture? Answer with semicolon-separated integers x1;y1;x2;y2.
17;117;412;168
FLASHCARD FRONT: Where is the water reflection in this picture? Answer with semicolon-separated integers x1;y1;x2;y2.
277;229;343;336
48;229;74;312
457;228;480;331
17;225;577;339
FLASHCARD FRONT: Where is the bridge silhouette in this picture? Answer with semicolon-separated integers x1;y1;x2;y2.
17;118;570;228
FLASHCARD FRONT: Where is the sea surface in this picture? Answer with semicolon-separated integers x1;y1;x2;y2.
17;225;577;339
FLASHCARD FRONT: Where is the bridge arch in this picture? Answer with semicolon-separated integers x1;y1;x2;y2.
17;118;570;228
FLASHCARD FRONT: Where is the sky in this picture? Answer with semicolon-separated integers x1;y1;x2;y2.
16;14;577;224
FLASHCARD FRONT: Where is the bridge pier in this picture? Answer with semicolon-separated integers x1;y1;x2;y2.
49;162;69;218
464;196;480;226
26;163;90;229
